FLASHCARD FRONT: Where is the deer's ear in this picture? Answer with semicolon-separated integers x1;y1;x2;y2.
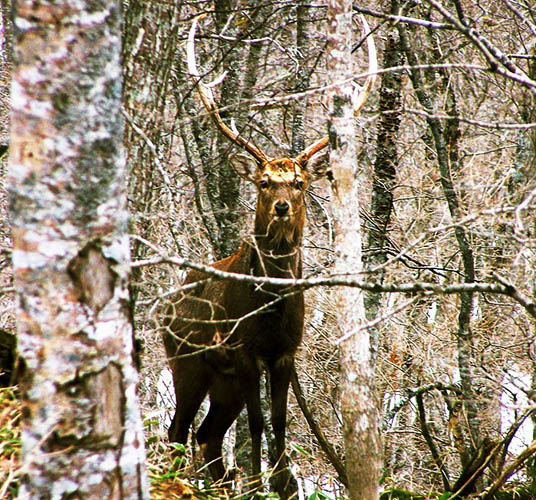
229;153;258;182
303;150;330;182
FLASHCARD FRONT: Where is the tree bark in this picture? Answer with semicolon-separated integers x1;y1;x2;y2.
9;1;148;498
0;0;11;149
290;0;311;157
209;0;243;258
518;40;536;489
122;0;182;302
364;0;403;366
326;3;381;499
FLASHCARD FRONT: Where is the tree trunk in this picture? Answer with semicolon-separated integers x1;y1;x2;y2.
517;40;536;489
122;0;182;302
209;0;242;258
290;0;311;157
326;3;381;499
0;0;11;150
364;0;403;366
9;1;149;498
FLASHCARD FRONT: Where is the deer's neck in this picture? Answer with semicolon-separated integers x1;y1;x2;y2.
247;235;302;280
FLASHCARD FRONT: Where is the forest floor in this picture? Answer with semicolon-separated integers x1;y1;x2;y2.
0;385;533;500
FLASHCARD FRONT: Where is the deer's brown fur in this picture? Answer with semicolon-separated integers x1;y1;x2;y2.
162;157;316;497
161;14;376;499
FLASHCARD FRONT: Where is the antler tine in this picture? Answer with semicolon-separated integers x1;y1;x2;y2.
296;15;377;165
187;14;269;165
353;15;377;116
296;136;329;165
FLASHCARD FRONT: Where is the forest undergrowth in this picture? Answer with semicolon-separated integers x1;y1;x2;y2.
0;383;534;500
0;385;218;500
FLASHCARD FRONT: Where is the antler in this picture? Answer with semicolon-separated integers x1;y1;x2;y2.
296;15;377;165
351;16;378;116
187;15;269;165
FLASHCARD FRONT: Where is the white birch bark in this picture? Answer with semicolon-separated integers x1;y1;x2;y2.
326;2;382;499
8;1;149;498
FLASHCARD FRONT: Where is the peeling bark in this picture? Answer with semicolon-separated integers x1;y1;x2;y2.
68;244;115;313
8;1;149;498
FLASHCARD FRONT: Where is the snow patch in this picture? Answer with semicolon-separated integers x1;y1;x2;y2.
69;9;110;27
500;367;533;455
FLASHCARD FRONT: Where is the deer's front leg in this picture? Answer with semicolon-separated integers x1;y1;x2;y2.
240;362;264;493
269;357;297;500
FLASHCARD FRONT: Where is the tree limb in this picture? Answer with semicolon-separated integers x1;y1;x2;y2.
479;441;536;500
131;237;536;319
416;392;451;491
290;368;348;487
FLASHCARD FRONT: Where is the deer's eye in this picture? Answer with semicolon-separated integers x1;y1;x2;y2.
260;178;269;189
295;179;305;190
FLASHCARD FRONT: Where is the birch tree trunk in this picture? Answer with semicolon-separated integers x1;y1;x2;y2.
326;3;381;500
8;1;149;498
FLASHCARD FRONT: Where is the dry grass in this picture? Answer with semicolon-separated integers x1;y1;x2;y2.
0;387;20;499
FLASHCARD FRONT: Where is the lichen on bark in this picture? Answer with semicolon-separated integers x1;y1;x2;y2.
8;1;149;498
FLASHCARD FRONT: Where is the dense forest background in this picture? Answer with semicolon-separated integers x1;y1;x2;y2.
1;0;536;498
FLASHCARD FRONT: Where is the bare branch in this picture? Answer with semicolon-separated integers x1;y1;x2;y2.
423;0;536;93
291;369;348;488
131;236;536;319
479;440;536;499
382;382;464;429
354;6;454;30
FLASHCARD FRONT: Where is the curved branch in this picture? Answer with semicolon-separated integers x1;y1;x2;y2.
382;382;463;428
480;441;536;500
416;392;451;491
290;368;348;487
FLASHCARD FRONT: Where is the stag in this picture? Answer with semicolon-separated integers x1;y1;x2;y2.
162;14;376;498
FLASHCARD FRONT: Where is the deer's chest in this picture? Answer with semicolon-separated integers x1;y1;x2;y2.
236;292;304;361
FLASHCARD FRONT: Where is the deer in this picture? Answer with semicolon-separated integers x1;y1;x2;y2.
161;14;377;499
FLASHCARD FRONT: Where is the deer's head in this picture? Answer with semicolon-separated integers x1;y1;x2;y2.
187;14;377;251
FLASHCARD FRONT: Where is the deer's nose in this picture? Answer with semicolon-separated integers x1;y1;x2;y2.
274;200;289;217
